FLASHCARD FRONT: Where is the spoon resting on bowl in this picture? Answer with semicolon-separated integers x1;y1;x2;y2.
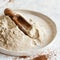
4;8;40;40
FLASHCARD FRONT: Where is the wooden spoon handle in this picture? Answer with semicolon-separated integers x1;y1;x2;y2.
4;8;15;18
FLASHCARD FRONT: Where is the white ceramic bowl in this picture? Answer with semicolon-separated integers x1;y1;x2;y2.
0;9;57;56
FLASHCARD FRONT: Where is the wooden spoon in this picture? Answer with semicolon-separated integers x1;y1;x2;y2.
4;8;32;35
4;8;39;39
